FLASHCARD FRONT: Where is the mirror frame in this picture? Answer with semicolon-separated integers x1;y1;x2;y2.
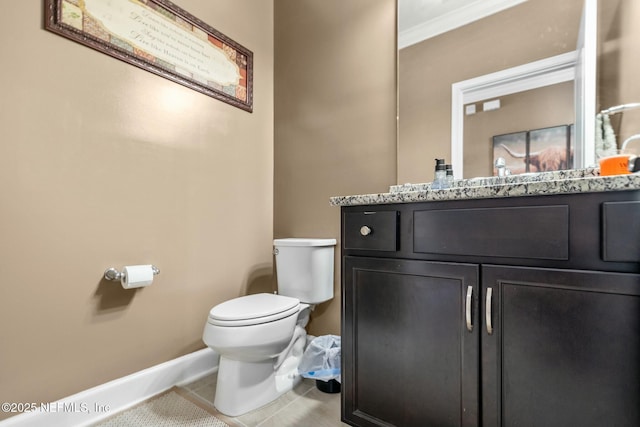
450;51;578;179
574;0;598;169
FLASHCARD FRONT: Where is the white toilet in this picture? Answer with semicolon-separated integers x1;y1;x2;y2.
202;238;336;416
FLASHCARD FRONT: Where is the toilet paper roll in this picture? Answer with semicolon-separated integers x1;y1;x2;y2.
121;265;154;289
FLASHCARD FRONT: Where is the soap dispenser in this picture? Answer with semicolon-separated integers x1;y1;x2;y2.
432;159;448;189
445;164;454;186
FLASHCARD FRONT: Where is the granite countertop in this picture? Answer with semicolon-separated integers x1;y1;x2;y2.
330;168;640;206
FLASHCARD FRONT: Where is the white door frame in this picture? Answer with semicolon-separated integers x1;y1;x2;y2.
450;50;578;179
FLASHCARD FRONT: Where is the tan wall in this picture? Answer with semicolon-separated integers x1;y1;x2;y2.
274;0;398;336
399;0;584;184
464;81;574;178
0;0;273;418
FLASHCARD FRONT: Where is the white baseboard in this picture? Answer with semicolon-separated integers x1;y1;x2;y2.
0;348;219;427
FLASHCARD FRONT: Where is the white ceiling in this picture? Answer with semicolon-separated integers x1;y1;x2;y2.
398;0;527;49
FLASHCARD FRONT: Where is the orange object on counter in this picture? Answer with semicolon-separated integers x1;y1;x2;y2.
599;155;630;176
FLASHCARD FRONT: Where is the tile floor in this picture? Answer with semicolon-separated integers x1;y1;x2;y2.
180;373;349;427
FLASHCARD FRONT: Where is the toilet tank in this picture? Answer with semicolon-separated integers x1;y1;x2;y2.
274;238;336;304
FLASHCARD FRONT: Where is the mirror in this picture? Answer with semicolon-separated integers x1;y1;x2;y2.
451;50;579;178
398;0;640;181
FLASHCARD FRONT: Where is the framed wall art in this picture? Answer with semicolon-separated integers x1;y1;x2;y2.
45;0;253;112
492;131;528;175
493;125;573;174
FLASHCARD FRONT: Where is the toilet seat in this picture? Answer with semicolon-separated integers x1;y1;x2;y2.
208;293;300;327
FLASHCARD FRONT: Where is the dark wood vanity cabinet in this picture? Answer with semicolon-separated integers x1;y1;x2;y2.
343;257;479;427
481;266;640;427
340;192;640;427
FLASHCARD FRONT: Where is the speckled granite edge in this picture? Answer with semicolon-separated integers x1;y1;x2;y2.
389;168;600;193
330;173;640;206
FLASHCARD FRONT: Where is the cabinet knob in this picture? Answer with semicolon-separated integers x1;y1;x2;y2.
360;225;372;236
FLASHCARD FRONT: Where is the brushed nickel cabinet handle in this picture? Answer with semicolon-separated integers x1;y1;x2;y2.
360;225;372;236
486;287;494;335
466;285;473;332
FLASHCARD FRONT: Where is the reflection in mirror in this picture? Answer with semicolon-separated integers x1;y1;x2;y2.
597;102;640;164
452;51;578;179
597;1;640;160
398;0;640;182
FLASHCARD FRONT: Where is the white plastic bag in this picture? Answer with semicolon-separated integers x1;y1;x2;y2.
298;335;341;383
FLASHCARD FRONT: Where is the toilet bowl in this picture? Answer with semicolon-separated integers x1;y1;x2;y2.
203;293;303;362
203;293;310;416
202;238;336;417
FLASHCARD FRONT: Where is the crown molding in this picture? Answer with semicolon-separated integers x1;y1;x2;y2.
399;0;527;49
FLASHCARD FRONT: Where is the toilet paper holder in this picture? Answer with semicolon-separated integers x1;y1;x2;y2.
104;265;160;281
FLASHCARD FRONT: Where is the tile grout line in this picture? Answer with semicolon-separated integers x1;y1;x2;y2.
180;386;250;427
230;416;250;427
254;383;318;427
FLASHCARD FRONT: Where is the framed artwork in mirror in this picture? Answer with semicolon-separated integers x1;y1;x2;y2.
492;131;527;175
45;0;253;112
493;125;573;175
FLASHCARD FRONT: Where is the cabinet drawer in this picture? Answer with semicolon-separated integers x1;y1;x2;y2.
344;211;399;251
602;201;640;262
414;205;569;260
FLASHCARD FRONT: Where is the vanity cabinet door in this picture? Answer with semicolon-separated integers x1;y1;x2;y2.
342;257;480;427
482;266;640;427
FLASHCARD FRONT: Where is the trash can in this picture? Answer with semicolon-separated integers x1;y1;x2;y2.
298;335;341;393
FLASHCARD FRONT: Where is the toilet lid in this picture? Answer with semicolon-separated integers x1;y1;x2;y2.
208;293;300;326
